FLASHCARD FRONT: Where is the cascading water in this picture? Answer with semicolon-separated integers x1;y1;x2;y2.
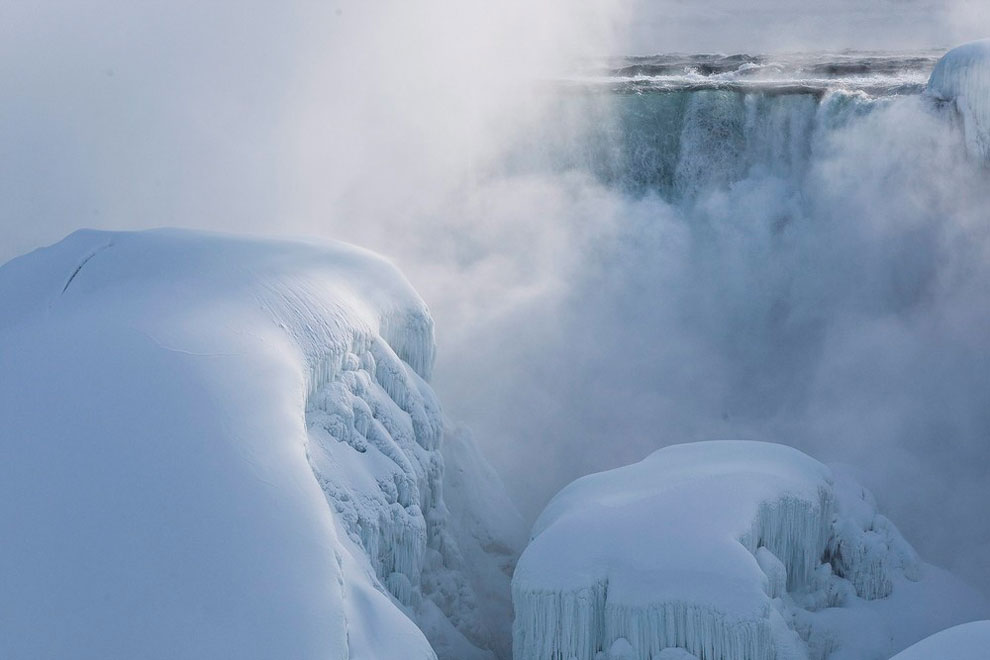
508;56;924;202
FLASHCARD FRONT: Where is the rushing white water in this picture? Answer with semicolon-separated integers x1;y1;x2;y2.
509;57;913;199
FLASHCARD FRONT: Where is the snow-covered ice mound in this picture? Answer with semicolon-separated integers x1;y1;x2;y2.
0;229;524;660
512;441;986;660
889;621;990;660
927;39;990;161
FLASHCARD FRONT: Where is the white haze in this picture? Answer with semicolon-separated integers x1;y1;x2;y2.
1;1;989;594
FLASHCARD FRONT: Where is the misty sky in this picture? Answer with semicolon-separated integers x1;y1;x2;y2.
621;0;989;52
2;0;990;594
2;1;988;263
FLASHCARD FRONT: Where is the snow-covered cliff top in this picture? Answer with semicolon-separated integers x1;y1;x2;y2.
0;229;520;659
927;39;990;161
0;228;436;380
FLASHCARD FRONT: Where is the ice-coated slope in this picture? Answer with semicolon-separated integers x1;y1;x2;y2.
0;229;523;660
927;39;990;161
889;621;990;660
512;441;986;660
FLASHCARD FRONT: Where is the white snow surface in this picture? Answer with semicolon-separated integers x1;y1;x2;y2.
512;441;987;660
927;38;990;161
0;228;523;660
889;621;990;660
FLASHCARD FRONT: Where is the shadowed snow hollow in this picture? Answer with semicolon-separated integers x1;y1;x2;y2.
927;39;990;161
0;229;523;660
512;441;987;660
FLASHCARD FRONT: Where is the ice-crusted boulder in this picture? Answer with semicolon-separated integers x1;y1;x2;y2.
512;441;986;660
927;39;990;161
889;621;990;660
0;229;524;660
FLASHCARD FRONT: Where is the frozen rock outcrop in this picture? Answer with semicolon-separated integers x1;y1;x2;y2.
0;229;523;660
927;39;990;161
889;621;990;660
512;441;986;660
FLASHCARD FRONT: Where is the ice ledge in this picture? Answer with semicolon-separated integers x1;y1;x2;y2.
512;441;984;660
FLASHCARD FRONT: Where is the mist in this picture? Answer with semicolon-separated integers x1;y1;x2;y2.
620;0;990;53
2;0;990;597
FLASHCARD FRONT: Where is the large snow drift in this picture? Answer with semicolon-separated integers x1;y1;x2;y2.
0;229;523;660
890;621;990;660
512;441;986;660
927;39;990;161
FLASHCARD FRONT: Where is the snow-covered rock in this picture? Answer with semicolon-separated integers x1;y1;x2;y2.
927;39;990;161
0;229;523;660
512;441;986;660
889;621;990;660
